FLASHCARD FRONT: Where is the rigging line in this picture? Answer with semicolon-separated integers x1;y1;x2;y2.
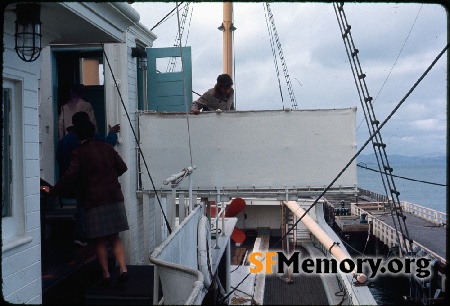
263;3;285;109
356;4;423;132
175;2;194;167
101;44;172;235
357;163;447;186
333;3;391;204
183;3;194;46
150;2;184;31
273;41;449;249
335;2;421;255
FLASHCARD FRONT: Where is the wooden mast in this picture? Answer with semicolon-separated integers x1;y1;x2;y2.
222;2;233;76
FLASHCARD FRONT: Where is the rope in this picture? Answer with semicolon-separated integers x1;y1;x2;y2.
101;44;172;235
328;241;340;253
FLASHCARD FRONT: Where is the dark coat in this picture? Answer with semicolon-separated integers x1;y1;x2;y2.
52;138;127;210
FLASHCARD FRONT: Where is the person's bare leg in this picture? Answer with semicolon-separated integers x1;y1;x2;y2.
108;233;127;274
95;237;110;278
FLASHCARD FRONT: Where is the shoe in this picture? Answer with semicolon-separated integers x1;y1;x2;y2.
101;277;111;288
73;239;87;247
118;271;129;283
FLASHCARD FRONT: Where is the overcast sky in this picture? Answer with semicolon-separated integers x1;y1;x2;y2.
131;2;447;157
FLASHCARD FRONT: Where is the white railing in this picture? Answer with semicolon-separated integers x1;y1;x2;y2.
351;204;446;265
400;201;446;227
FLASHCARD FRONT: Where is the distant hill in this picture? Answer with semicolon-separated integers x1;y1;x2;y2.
357;153;447;165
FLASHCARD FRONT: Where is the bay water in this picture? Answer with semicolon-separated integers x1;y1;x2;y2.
354;159;447;304
356;162;447;213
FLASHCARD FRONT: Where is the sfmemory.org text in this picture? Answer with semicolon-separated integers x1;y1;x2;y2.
248;251;431;278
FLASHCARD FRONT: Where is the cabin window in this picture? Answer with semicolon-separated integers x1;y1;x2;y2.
2;79;26;245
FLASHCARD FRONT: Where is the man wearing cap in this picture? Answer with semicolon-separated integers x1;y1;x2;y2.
191;74;235;114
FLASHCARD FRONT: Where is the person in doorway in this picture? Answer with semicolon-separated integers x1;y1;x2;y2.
57;111;120;247
48;118;129;286
59;84;98;140
191;74;235;114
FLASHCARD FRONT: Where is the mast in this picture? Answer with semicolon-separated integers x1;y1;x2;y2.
222;2;234;76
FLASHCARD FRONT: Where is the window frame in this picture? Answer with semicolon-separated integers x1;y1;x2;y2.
2;78;26;249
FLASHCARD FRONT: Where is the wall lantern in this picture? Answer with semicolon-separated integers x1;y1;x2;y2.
131;47;148;70
15;3;42;62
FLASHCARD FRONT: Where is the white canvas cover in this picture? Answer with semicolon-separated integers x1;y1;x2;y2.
138;108;357;191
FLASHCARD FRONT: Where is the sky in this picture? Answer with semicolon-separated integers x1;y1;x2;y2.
131;2;447;157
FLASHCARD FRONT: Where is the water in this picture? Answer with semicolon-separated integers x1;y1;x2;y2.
353;160;447;304
356;162;447;213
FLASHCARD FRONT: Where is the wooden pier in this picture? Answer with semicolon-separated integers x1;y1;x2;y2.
324;192;446;264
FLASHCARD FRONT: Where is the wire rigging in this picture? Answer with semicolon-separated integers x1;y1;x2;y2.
273;39;449;252
263;2;298;109
263;3;285;110
333;2;414;262
357;162;447;187
166;2;191;72
356;4;423;131
174;2;195;168
150;2;184;31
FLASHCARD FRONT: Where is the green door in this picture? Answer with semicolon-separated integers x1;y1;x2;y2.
147;47;192;112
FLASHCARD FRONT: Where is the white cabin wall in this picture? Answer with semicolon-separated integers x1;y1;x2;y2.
103;42;138;266
2;22;43;304
123;25;156;265
103;22;156;265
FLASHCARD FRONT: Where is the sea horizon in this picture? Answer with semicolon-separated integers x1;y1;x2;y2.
356;155;447;213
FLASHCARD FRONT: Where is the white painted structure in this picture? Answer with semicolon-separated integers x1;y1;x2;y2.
138;108;357;191
2;3;155;303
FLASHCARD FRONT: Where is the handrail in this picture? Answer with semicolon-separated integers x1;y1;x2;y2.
400;201;446;227
149;204;205;305
352;205;446;265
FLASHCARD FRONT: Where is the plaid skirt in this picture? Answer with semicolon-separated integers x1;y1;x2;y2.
85;202;129;238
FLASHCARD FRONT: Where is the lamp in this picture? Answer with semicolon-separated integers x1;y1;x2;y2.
218;22;236;32
131;47;147;70
15;3;42;62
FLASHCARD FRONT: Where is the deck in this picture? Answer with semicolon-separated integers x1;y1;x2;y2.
41;192;446;304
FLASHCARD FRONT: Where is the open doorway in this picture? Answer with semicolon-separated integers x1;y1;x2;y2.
41;48;108;297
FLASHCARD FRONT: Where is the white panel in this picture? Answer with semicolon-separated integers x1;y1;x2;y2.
139;109;357;190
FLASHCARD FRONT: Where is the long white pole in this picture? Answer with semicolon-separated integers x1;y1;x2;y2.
284;201;367;283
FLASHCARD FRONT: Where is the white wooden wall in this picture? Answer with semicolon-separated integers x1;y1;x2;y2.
2;20;43;304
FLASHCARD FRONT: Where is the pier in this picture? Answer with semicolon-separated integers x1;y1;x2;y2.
326;191;446;263
324;189;447;304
